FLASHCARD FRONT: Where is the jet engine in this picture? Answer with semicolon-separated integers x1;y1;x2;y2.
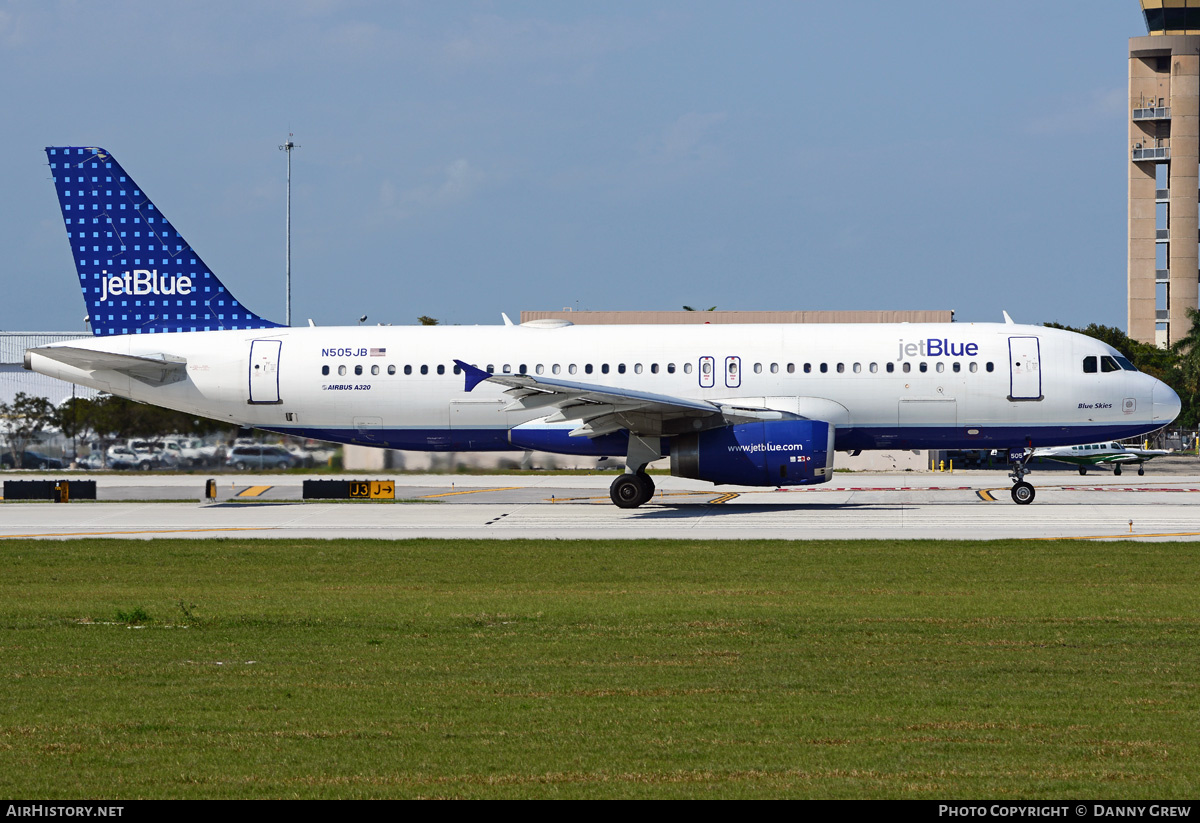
670;420;835;486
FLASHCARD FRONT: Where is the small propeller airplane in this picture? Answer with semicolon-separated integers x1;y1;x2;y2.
1030;441;1173;476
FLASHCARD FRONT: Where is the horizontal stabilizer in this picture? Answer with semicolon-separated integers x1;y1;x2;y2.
28;346;187;386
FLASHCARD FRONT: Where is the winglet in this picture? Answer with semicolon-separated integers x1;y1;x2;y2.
501;313;514;326
1002;310;1015;324
455;359;491;392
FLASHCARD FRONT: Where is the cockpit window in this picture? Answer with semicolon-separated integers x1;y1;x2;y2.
1083;356;1097;373
1114;356;1137;372
1100;355;1121;373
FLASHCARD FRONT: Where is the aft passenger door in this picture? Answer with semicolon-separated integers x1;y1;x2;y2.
1008;336;1042;401
248;339;282;404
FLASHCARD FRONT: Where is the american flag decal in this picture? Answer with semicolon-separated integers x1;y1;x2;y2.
370;348;386;356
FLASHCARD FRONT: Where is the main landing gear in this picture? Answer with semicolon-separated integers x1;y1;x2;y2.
610;472;655;508
1009;450;1036;505
609;433;663;509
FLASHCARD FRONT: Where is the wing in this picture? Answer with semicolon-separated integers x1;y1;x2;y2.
29;346;187;387
454;359;795;437
1122;449;1173;461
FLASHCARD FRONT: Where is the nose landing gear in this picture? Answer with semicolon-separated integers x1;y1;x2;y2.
1009;449;1036;505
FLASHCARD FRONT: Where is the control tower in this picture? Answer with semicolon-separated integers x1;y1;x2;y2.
1129;1;1200;346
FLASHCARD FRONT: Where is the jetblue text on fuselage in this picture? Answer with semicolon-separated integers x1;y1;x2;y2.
896;338;979;360
99;270;194;303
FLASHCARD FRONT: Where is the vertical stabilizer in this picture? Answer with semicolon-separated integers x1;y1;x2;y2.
45;146;282;336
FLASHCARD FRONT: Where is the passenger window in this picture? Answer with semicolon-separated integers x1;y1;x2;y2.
421;365;429;375
935;363;944;373
1083;356;1097;373
338;365;347;376
355;365;363;376
486;364;494;373
684;363;693;374
869;363;878;373
902;363;911;373
918;363;926;373
754;363;763;374
405;365;413;375
502;364;512;374
986;362;994;372
452;365;460;375
388;365;396;375
787;363;795;374
820;363;828;373
602;364;610;374
952;362;960;373
804;363;811;373
437;364;445;375
371;365;379;375
886;363;895;373
617;364;626;374
635;364;643;374
667;363;676;374
969;362;978;373
518;364;527;374
321;365;329;376
771;363;779;374
569;364;578;374
836;363;845;373
853;363;861;373
552;364;560;375
650;364;658;374
585;364;593;374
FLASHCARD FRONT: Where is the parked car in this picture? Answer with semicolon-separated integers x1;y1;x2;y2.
79;452;106;470
106;445;157;471
1;450;65;469
160;437;220;467
225;445;295;471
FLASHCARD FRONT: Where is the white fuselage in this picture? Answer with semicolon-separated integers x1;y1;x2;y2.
27;321;1179;455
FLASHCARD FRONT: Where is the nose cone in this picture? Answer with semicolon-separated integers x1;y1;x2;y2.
1153;381;1182;424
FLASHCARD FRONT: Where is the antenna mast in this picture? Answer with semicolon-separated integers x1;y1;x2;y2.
279;135;300;326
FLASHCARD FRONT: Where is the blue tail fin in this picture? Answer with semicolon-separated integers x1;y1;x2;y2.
45;146;282;336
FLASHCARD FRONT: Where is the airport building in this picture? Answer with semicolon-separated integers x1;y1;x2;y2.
1129;1;1200;346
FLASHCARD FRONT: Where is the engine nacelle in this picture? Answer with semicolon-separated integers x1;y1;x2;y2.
671;420;834;486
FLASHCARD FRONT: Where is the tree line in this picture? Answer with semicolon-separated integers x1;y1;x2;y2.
1;393;236;467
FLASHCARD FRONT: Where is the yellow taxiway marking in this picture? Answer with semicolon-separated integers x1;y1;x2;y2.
421;486;522;499
709;492;740;504
237;485;273;498
977;489;998;502
0;527;272;539
1025;531;1200;541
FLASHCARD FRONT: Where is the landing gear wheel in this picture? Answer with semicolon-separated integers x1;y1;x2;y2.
635;472;655;502
1114;464;1122;476
1011;481;1035;505
610;474;652;508
1138;466;1145;476
1078;466;1087;476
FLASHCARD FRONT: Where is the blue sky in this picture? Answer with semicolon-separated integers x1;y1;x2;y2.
0;1;1147;331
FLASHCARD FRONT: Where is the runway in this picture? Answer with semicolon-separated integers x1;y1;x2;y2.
3;471;1200;540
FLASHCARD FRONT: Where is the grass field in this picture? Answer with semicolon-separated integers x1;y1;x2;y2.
0;538;1197;799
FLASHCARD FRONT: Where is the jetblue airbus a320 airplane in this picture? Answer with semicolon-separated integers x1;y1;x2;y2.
26;146;1182;506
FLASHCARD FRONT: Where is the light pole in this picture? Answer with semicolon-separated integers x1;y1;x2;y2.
279;136;300;326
